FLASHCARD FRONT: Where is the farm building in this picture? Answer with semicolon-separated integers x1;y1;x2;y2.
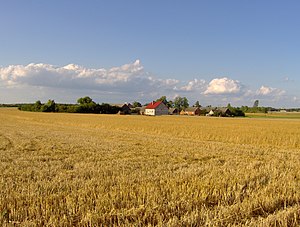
180;107;201;116
180;109;186;115
185;107;201;116
111;103;131;114
206;109;215;116
126;103;134;108
217;108;232;117
168;108;179;115
206;107;232;117
145;101;168;116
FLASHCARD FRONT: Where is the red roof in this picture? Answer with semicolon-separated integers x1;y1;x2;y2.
145;101;164;109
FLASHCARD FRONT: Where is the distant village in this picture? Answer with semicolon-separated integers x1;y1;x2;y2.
111;101;236;117
10;95;252;117
3;95;298;116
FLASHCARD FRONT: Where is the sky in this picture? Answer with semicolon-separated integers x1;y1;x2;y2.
1;1;300;108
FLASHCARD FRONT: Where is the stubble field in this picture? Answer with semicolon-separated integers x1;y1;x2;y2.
1;108;300;226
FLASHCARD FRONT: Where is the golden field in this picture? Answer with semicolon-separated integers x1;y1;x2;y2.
1;108;300;226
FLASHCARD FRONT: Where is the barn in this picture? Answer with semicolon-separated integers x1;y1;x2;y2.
111;103;131;114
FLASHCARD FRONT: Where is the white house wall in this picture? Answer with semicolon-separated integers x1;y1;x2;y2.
145;109;155;116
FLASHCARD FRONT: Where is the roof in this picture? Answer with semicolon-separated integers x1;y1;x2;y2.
145;101;164;109
110;103;128;108
169;108;178;112
184;107;199;112
217;107;231;113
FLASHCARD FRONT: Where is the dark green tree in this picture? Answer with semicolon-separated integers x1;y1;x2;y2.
34;100;42;111
132;101;142;108
156;96;168;105
76;96;97;113
156;96;174;108
77;96;94;105
41;99;56;112
167;100;174;108
174;96;189;111
194;101;201;107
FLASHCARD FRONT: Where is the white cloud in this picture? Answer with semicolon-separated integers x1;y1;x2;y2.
0;61;297;107
178;79;206;91
0;60;146;88
0;60;184;102
256;86;285;96
204;77;241;95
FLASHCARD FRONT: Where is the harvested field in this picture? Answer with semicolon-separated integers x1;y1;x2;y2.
1;108;300;226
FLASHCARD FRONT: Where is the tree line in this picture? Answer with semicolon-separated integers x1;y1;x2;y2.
16;96;284;116
18;97;122;114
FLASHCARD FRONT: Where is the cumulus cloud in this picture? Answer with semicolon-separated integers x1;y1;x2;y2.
204;77;241;95
256;86;285;96
177;79;206;91
0;60;164;93
0;60;296;107
0;60;187;102
0;60;145;88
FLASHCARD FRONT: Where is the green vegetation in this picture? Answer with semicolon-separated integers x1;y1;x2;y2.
246;112;300;119
18;97;121;114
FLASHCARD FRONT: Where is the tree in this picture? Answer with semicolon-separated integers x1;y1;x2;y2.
132;101;142;108
194;101;201;107
76;96;97;113
77;96;94;105
156;96;168;105
41;99;56;112
253;100;259;108
167;100;174;108
34;100;42;111
227;103;233;112
156;96;174;108
174;96;189;111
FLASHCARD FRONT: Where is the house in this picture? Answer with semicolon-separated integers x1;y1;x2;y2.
206;107;232;117
145;101;168;116
183;107;201;116
180;109;186;115
218;108;232;117
126;103;134;109
168;108;179;115
206;109;215;116
180;107;201;116
111;103;131;114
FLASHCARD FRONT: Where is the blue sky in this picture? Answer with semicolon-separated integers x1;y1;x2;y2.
1;1;300;107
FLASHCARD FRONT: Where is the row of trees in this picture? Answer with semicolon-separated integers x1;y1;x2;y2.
240;100;275;113
18;97;122;114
